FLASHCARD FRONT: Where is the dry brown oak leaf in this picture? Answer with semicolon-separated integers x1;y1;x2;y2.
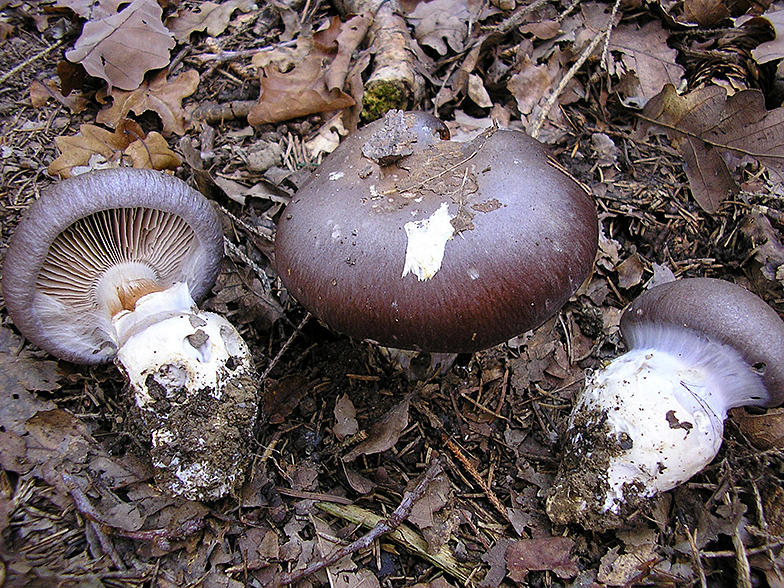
97;69;199;136
606;20;685;108
247;14;370;126
641;83;784;213
48;120;180;178
65;0;174;91
165;0;256;42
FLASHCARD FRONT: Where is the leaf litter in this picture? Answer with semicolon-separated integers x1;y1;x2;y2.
3;0;784;586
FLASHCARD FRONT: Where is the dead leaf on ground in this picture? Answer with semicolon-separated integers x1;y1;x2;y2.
606;20;685;108
406;0;479;55
57;0;132;20
48;120;180;178
334;393;359;441
505;537;579;582
65;0;175;91
165;0;255;42
96;69;200;136
342;398;410;462
247;14;370;126
124;131;181;169
753;9;784;63
264;375;310;425
29;78;89;113
731;406;784;449
641;83;784;212
741;211;784;286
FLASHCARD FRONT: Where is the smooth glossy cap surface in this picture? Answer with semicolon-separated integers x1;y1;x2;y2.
275;111;598;353
2;168;224;364
621;277;784;407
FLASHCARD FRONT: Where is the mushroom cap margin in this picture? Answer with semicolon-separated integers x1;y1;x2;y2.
2;168;224;364
620;277;784;407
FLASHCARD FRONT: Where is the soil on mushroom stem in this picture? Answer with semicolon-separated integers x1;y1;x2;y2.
3;18;784;588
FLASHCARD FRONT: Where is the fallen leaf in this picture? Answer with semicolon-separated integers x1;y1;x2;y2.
342;398;409;461
48;121;138;177
124;131;181;170
334;569;380;588
48;120;178;178
65;0;175;91
683;0;730;27
247;15;365;126
407;0;475;55
334;393;359;441
741;211;784;285
165;0;256;41
342;461;376;494
616;252;645;289
731;407;784;449
264;375;309;425
481;539;513;588
29;78;90;113
409;472;450;529
506;537;579;582
641;83;784;212
305;112;350;160
606;20;685;108
96;69;199;136
507;56;557;116
753;9;784;63
56;0;130;20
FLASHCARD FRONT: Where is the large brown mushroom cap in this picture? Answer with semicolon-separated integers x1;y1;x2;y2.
275;111;598;353
621;277;784;407
2;168;224;364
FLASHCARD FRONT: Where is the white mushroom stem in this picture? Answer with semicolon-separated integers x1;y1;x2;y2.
113;282;259;501
547;324;768;529
578;348;725;505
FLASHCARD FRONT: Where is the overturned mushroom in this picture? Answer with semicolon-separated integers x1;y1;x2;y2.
546;277;784;530
275;110;598;374
2;168;260;501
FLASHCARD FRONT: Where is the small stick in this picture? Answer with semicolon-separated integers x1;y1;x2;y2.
530;0;622;138
279;458;444;585
260;312;311;381
733;506;754;588
441;433;510;524
0;39;65;86
685;525;708;588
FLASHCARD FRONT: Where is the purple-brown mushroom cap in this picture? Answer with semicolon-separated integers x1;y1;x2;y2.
621;277;784;407
275;111;598;353
2;168;224;364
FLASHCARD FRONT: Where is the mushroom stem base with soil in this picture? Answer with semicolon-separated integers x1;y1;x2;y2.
114;282;260;501
546;327;766;531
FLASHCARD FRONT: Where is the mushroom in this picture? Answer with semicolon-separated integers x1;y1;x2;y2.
546;277;784;530
274;110;598;372
2;168;260;501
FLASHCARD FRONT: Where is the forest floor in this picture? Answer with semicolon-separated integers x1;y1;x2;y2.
2;0;784;587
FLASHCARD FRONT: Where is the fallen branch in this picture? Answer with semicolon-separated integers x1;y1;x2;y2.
279;458;455;584
336;0;424;119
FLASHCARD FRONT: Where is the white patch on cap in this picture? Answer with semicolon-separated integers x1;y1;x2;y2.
402;202;454;281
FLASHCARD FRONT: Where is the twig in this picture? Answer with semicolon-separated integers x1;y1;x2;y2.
280;458;445;585
61;472;205;553
530;0;622;138
0;38;65;86
441;433;510;524
685;525;708;588
260;312;311;381
530;30;606;139
733;507;754;588
61;473;126;570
